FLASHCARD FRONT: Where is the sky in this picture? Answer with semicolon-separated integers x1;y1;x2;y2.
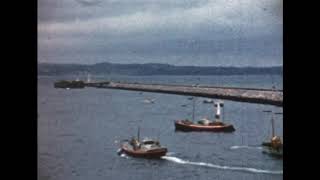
38;0;282;67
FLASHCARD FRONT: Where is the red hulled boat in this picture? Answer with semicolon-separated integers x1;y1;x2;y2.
175;100;235;132
175;119;235;132
118;128;167;159
120;139;167;158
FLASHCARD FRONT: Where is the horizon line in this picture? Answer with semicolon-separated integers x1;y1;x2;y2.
38;61;283;68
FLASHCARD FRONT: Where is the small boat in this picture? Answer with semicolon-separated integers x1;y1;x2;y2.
143;98;155;104
203;99;214;104
261;111;283;158
262;136;283;158
175;99;235;132
118;128;167;159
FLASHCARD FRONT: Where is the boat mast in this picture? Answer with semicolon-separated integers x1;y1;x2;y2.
137;127;140;142
192;97;195;122
272;112;282;138
271;114;275;138
263;110;273;138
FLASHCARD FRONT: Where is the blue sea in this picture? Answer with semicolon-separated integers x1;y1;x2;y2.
38;75;283;180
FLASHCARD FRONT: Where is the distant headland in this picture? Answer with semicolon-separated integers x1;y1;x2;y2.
38;62;282;76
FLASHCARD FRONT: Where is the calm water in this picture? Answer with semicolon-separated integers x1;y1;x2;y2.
38;75;283;180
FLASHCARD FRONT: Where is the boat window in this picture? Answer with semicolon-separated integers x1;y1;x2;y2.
143;141;156;145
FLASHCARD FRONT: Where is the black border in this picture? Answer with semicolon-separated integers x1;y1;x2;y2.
6;0;37;179
283;0;315;179
7;0;303;179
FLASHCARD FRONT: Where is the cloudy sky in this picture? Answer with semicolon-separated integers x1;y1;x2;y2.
38;0;282;66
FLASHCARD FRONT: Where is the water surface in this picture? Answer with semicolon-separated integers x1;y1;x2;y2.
38;75;283;180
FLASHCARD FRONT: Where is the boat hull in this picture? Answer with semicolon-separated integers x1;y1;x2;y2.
262;147;283;158
175;120;235;132
121;145;167;159
262;141;283;158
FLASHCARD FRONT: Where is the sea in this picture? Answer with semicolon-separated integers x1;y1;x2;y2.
38;75;283;180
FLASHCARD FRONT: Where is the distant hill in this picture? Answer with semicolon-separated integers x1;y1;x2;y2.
38;62;283;76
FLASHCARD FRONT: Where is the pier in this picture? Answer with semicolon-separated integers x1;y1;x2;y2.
85;81;283;106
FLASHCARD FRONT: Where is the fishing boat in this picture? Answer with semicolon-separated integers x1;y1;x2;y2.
118;128;167;159
175;99;235;132
262;111;283;158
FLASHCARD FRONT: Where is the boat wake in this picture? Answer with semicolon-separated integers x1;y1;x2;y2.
117;149;130;159
166;152;176;156
120;154;129;159
162;156;282;175
230;146;263;150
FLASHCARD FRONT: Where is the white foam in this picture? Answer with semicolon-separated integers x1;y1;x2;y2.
166;152;176;156
162;156;282;175
230;146;263;150
120;153;129;159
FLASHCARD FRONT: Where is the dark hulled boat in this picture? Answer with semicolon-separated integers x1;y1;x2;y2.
175;100;235;132
118;128;167;159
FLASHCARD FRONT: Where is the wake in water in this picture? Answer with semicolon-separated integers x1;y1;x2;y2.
162;156;282;175
230;145;263;150
117;150;130;159
120;154;129;159
166;152;176;156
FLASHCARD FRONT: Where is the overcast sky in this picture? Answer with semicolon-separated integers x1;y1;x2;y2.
38;0;282;67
